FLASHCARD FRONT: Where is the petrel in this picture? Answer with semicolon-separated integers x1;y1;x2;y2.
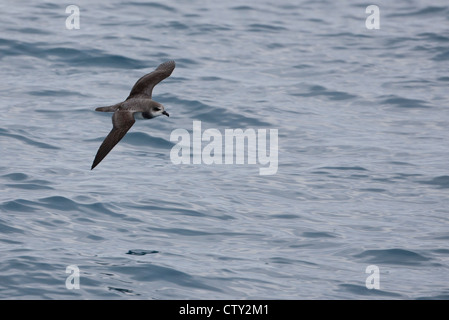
91;60;175;170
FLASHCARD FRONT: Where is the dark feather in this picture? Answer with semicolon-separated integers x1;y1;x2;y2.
91;111;135;170
126;60;175;100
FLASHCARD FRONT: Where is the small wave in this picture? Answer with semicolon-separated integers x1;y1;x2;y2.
388;161;415;166
1;172;53;191
5;183;53;190
0;219;24;234
290;85;357;101
381;95;431;108
195;23;232;33
386;6;448;17
418;176;449;189
38;196;80;211
0;199;36;212
145;226;212;237
37;196;122;217
302;231;336;238
0;195;126;219
0;128;59;150
110;264;222;292
339;284;402;298
319;32;371;39
417;32;449;43
320;166;368;171
247;23;287;32
122;132;174;149
0;38;148;69
359;188;386;193
125;202;212;219
417;292;449;300
127;2;177;12
354;248;434;266
432;50;449;61
271;214;300;219
2;173;29;181
65;51;148;69
160;95;272;127
27;89;84;97
231;5;254;11
166;21;190;30
268;257;317;267
14;28;51;35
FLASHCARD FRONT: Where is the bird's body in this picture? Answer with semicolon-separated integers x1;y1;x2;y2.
91;60;175;170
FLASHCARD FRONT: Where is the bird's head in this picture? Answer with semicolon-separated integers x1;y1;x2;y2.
150;101;169;118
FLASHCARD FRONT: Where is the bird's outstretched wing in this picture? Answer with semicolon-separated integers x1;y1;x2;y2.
91;111;135;170
126;60;175;100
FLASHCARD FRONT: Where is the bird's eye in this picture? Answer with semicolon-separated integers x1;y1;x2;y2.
154;107;161;111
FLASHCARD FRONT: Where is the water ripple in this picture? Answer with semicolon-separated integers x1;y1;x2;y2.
0;128;59;150
0;38;147;69
381;95;431;109
354;249;436;267
418;176;449;189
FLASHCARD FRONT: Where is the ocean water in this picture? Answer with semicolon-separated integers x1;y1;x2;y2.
1;0;449;299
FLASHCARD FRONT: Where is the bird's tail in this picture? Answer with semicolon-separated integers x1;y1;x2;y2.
95;103;121;112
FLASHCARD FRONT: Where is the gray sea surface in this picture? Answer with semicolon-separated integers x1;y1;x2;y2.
1;0;449;299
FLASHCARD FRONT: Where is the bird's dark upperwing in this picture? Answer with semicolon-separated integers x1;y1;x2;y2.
126;60;175;100
91;111;136;170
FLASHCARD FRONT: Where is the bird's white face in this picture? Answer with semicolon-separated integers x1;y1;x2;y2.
151;103;169;118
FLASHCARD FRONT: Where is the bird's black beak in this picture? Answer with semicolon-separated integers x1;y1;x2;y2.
162;111;169;117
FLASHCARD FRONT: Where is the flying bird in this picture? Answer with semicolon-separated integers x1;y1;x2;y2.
91;60;175;170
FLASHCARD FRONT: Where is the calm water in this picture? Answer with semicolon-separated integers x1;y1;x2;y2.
1;0;449;299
